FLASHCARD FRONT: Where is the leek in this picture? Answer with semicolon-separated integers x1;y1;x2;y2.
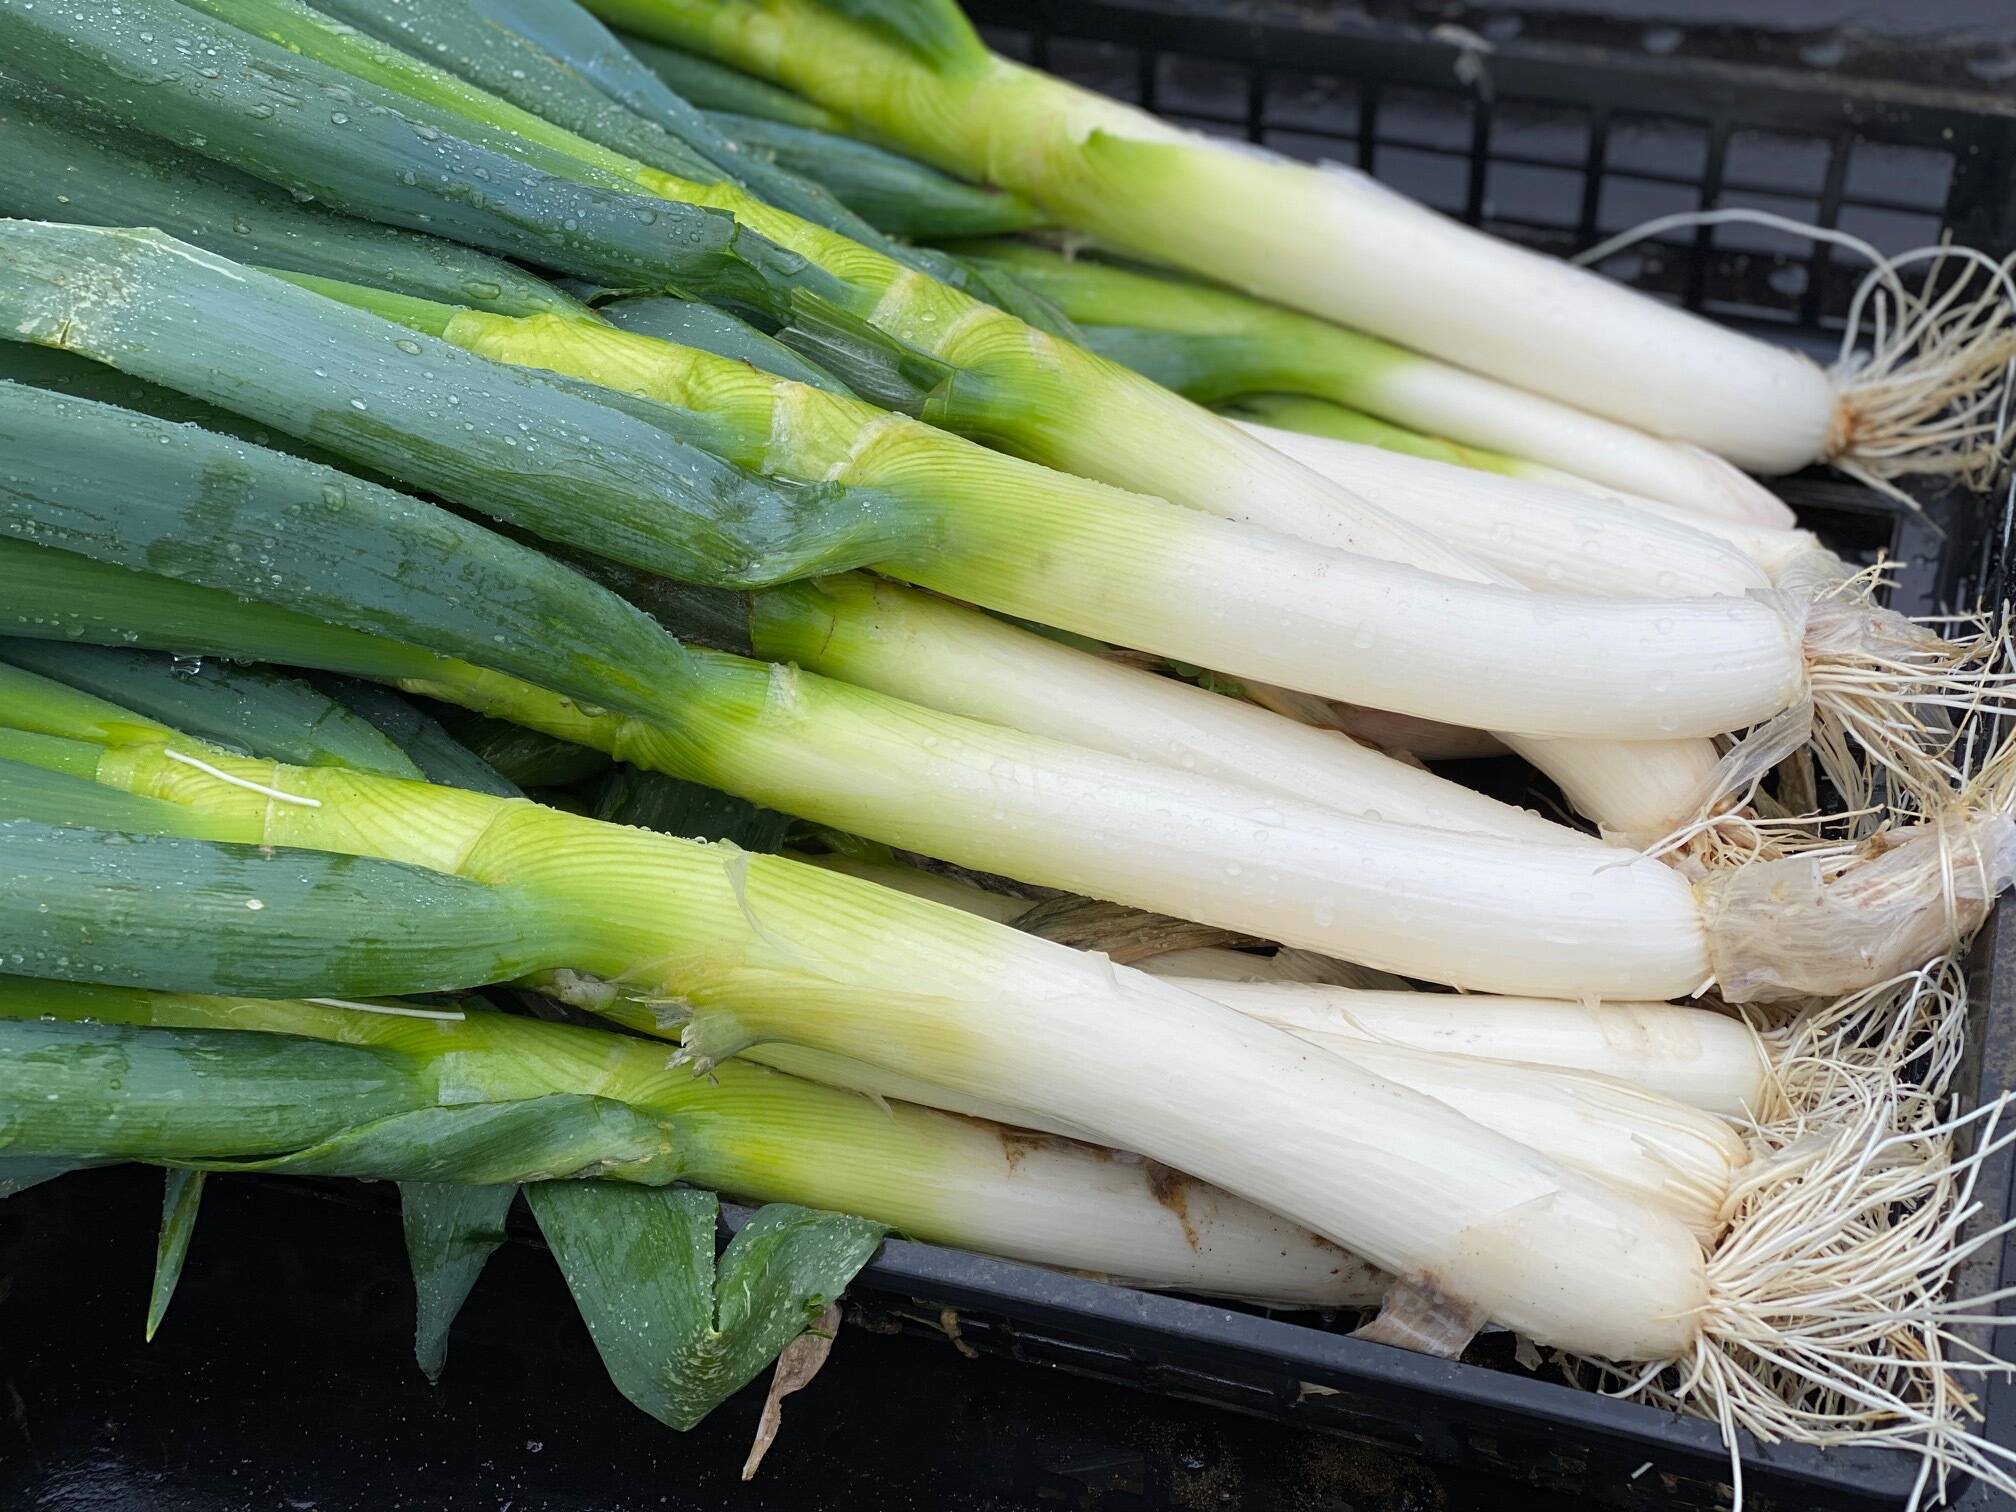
0;77;593;320
4;383;2005;1000
0;976;1378;1308
6;652;2009;1454
949;240;1793;525
0;721;1715;1359
0;230;1850;752
604;0;2016;487
0;0;1500;572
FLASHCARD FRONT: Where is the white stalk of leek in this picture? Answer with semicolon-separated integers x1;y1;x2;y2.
751;576;1588;845
948;238;1795;525
1228;421;1773;600
1189;981;1773;1120
1244;420;1847;597
603;0;2015;480
12;978;1381;1307
777;843;1776;1118
394;297;1815;745
723;1003;1750;1244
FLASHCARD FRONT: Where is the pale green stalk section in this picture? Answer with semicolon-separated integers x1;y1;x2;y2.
9;979;1378;1304
1229;394;1567;482
783;851;1029;921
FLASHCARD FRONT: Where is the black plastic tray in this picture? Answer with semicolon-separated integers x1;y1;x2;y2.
3;5;2014;1509
838;7;2016;1505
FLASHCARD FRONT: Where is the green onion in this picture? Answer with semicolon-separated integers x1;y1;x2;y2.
0;713;1719;1360
0;975;1377;1307
0;75;593;320
947;240;1794;525
601;0;2015;490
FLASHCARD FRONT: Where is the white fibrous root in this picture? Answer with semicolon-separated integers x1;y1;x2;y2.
1579;962;2016;1508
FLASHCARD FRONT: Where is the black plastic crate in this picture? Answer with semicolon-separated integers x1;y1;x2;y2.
4;6;2014;1510
841;6;2015;1507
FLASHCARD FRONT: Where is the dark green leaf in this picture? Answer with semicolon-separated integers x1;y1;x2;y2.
0;344;397;481
0;76;587;320
618;34;842;131
436;714;613;791
314;679;523;798
446;0;981;283
196;1097;686;1186
147;1168;204;1342
0;228;919;594
0;0;824;321
401;1181;520;1380
0;378;692;722
591;768;792;852
526;1183;884;1429
0;642;425;779
0;820;559;999
0;1017;428;1161
0;758;221;840
0;541;447;690
807;0;987;71
709;112;1040;240
600;297;852;395
0;1018;687;1185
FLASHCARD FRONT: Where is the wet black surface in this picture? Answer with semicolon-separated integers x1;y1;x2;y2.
0;1167;1540;1512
